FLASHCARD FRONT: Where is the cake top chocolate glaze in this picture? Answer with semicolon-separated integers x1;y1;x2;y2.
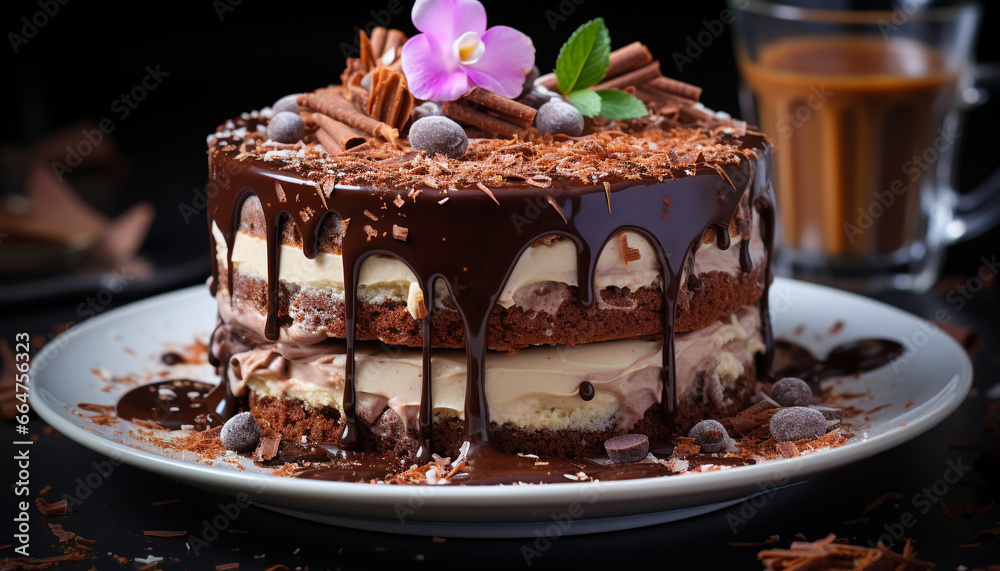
209;110;761;192
205;6;776;463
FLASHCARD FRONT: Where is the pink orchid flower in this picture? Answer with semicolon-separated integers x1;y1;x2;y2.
401;0;535;101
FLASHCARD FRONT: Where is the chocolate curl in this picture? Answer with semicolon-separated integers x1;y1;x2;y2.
347;84;369;108
605;41;653;78
298;89;398;145
380;29;407;65
634;86;694;108
647;76;703;102
370;27;388;57
538;42;654;91
443;87;536;138
462;87;536;128
313;113;368;154
315;129;344;155
537;73;558;91
368;67;415;132
444;101;526;138
359;30;376;70
593;60;661;91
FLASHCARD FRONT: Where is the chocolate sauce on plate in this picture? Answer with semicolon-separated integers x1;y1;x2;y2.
773;338;905;387
116;379;232;430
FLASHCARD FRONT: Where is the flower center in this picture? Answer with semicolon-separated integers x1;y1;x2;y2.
453;31;485;65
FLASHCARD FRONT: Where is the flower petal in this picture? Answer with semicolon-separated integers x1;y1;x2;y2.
463;26;535;99
401;33;472;101
412;0;487;43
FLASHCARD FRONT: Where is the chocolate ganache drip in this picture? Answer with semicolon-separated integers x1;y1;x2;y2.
207;130;774;459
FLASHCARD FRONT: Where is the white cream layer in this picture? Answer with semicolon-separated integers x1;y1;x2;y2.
214;208;764;314
231;307;763;433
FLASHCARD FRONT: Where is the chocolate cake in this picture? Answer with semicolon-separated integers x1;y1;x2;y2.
205;8;775;465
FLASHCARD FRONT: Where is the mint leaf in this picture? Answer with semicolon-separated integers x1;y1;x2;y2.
596;89;648;120
554;18;611;95
567;90;602;117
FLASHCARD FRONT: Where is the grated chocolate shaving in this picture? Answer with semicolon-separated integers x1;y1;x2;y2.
941;500;995;519
476;182;500;205
216;110;758;194
545;195;567;223
619;233;641;265
758;534;933;570
392;224;408;241
143;530;187;537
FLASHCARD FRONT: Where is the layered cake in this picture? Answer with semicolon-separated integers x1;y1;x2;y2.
206;3;775;464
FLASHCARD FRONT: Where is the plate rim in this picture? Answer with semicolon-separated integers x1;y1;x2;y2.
30;278;973;511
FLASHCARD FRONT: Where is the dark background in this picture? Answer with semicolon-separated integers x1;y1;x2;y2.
3;0;997;277
2;0;1000;569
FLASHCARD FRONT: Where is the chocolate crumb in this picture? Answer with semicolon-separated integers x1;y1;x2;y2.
255;435;281;462
48;523;76;542
76;402;115;414
776;441;800;458
132;418;166;430
35;498;68;516
392;224;408;241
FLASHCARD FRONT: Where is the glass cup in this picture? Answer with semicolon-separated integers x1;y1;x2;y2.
730;0;1000;292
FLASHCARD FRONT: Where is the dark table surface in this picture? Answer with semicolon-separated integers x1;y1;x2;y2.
3;0;1000;568
2;230;999;570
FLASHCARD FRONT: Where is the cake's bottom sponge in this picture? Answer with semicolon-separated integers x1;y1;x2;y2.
221;306;765;459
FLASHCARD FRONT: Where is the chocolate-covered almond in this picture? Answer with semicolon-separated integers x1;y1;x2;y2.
604;434;649;464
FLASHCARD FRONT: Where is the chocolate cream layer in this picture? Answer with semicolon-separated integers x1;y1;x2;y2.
217;287;764;434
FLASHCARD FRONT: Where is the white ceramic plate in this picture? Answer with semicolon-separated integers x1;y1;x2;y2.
30;278;972;537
